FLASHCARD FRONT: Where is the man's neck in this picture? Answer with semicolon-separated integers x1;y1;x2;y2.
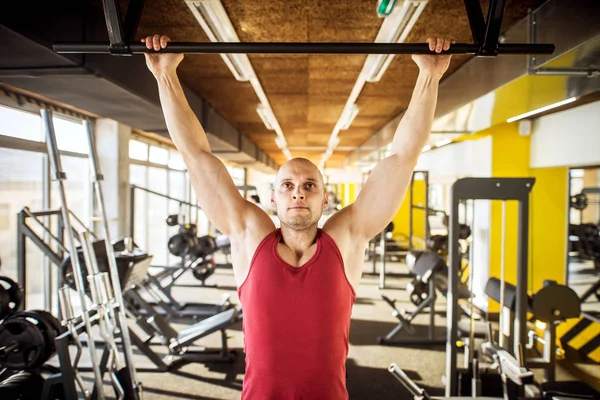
279;224;319;256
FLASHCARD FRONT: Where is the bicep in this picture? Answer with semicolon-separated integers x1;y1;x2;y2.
350;154;416;240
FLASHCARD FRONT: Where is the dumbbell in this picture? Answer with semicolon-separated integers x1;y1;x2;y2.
0;310;65;370
0;276;23;321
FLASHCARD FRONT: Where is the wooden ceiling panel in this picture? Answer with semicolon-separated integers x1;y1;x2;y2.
136;0;544;168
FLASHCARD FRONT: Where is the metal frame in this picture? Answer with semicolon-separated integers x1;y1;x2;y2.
54;0;554;57
445;177;535;397
528;10;600;77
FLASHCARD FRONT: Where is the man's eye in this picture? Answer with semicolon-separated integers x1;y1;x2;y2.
306;183;315;189
283;182;292;188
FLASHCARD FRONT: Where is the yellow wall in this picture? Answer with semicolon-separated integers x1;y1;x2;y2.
391;179;426;249
529;166;569;289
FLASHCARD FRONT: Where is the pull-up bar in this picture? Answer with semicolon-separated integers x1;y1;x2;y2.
53;42;555;56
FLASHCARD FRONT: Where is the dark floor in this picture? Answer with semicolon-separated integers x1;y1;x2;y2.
77;256;600;400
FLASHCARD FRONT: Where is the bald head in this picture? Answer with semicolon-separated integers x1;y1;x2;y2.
275;158;325;190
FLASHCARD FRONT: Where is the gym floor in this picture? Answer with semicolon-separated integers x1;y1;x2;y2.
81;257;600;400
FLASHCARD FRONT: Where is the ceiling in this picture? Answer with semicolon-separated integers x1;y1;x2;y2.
133;0;544;168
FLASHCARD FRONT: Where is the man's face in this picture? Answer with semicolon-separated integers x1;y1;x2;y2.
272;159;328;230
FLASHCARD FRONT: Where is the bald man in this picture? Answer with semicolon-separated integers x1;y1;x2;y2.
143;34;453;400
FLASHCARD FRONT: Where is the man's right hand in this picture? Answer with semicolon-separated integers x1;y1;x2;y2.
142;35;184;78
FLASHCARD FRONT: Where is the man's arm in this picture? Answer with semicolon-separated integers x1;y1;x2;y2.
342;37;453;242
144;35;271;237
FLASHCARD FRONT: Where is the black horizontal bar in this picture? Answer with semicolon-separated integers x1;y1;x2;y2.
53;42;555;55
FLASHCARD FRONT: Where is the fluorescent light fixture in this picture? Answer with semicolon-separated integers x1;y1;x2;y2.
422;145;431;153
340;105;360;130
283;148;292;160
365;1;427;82
321;1;427;166
186;0;254;81
185;0;292;162
257;104;275;130
506;97;577;123
274;136;287;150
328;135;341;149
435;139;452;147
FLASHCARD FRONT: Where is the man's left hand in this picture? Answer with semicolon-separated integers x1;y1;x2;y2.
412;37;454;78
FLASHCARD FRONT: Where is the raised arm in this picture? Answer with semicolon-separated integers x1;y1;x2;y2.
143;35;270;237
346;37;454;241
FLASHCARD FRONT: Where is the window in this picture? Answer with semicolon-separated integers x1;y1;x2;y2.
147;167;168;266
168;150;186;170
0;105;42;141
53;116;88;154
149;145;169;165
129;140;148;161
0;148;45;305
50;156;91;224
226;165;245;187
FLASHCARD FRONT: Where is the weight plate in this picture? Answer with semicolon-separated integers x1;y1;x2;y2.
532;284;580;323
29;310;64;360
0;313;47;370
0;277;23;319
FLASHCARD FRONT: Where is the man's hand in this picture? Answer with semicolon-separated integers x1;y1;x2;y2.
142;35;184;78
412;37;454;79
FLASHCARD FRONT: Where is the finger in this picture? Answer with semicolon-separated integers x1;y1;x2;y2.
427;37;435;51
160;35;170;49
153;34;161;51
144;36;152;49
443;37;451;51
435;37;443;53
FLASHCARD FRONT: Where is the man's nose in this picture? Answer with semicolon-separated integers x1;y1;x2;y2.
292;188;305;199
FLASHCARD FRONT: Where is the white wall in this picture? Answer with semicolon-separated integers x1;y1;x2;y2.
416;136;493;181
531;100;600;168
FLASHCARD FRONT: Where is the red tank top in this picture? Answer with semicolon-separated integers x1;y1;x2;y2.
238;228;356;400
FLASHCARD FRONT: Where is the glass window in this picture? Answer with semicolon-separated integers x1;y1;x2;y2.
148;167;168;266
53;116;88;154
168;150;186;170
0;148;45;306
50;155;91;227
226;165;245;187
129;140;148;161
130;164;148;251
149;145;169;165
0;105;42;141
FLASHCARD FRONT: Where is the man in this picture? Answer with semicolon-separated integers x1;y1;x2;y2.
143;34;453;399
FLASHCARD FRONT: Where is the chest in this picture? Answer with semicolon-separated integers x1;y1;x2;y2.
276;243;318;268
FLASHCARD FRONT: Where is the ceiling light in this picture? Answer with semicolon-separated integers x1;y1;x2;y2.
186;0;254;81
506;97;577;123
435;139;452;147
365;1;427;83
274;136;287;149
340;105;360;130
422;145;431;153
283;148;292;160
257;104;275;130
328;135;341;149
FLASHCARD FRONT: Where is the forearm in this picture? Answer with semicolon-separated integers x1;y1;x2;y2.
390;71;440;159
155;71;211;156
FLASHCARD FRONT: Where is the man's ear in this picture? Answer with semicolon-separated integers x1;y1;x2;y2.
323;190;329;208
271;190;276;207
